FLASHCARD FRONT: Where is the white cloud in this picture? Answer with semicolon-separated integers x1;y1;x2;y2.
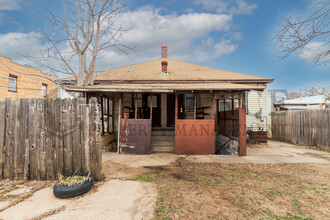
0;32;42;64
0;6;241;76
0;0;22;11
194;0;257;15
298;41;329;63
95;6;237;69
0;32;72;77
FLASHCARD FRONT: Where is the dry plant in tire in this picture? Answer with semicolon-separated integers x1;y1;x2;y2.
54;172;94;198
57;172;92;187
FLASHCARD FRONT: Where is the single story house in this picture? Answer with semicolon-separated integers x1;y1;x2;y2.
274;95;327;111
63;47;273;155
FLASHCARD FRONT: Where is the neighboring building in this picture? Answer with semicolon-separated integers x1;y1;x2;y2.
274;95;327;110
63;47;273;155
0;56;57;100
246;89;270;141
57;84;76;99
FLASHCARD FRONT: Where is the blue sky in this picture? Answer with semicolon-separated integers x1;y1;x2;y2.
0;0;329;91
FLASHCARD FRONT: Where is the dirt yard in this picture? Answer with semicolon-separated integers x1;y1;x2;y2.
133;158;329;219
0;141;328;219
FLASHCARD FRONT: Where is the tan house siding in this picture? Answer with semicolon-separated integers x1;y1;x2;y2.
246;88;269;131
0;56;57;100
198;93;213;119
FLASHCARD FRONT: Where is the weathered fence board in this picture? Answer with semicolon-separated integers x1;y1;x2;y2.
0;98;101;180
0;100;5;179
271;110;330;149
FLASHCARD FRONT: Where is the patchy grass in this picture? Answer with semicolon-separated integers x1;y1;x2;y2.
133;173;151;182
133;159;329;219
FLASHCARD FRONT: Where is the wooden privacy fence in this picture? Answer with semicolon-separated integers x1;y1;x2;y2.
271;110;330;148
0;98;102;180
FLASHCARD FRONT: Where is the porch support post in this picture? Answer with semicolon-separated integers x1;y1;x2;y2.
121;93;124;119
175;93;178;120
150;94;153;121
239;92;242;108
117;96;122;154
135;93;138;119
232;98;234;137
211;93;216;120
194;93;197;120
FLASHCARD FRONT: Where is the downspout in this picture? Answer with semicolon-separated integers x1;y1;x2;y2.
117;97;121;154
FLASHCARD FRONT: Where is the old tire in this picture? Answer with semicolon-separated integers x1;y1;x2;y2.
53;178;94;199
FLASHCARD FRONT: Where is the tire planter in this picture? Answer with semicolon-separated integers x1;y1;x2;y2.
53;174;94;199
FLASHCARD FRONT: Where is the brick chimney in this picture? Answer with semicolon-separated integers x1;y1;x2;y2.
161;46;168;75
161;61;168;72
161;46;167;58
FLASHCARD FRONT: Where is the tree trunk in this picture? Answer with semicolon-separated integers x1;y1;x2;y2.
77;53;87;86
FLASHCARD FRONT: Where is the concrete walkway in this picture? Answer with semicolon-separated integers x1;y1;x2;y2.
102;140;330;165
0;141;328;220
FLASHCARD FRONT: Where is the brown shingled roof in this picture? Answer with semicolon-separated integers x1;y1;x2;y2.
65;82;265;93
89;58;272;82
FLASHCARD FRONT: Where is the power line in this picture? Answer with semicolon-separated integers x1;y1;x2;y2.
0;85;56;91
0;59;58;84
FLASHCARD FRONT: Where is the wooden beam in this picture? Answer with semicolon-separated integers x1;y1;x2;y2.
239;108;247;156
135;93;138;119
211;93;216;120
100;96;104;135
232;98;234;137
150;94;153;122
175;94;178;120
121;93;124;119
239;92;241;108
194;94;197;120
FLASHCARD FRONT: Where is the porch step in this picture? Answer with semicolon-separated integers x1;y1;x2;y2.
151;135;175;141
151;129;175;153
151;129;175;136
152;146;175;153
152;140;174;146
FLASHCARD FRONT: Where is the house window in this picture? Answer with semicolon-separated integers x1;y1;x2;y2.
109;99;113;133
42;83;47;97
101;96;114;135
147;95;157;107
136;94;143;108
218;99;232;112
218;99;241;112
8;74;17;92
102;97;108;134
185;94;195;108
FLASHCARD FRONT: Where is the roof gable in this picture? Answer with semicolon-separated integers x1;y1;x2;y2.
93;59;272;82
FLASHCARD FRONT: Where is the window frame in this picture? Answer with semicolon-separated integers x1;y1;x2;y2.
100;96;114;135
42;83;48;98
185;94;195;109
8;74;18;92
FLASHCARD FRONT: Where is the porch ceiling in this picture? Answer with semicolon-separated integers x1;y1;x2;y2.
65;82;265;93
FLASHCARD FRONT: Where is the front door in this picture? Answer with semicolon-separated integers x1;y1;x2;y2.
167;94;175;127
145;94;161;127
178;94;185;119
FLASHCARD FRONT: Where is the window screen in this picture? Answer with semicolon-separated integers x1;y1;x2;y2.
185;94;195;108
42;84;47;97
9;76;17;92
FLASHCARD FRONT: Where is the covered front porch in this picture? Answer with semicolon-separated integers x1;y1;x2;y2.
69;82;264;155
97;90;250;156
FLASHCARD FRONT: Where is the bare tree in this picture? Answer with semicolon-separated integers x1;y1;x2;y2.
300;82;330;101
286;91;300;100
271;1;329;65
287;81;330;101
25;0;131;85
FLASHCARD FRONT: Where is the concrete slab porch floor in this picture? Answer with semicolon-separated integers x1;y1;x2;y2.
103;140;330;165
